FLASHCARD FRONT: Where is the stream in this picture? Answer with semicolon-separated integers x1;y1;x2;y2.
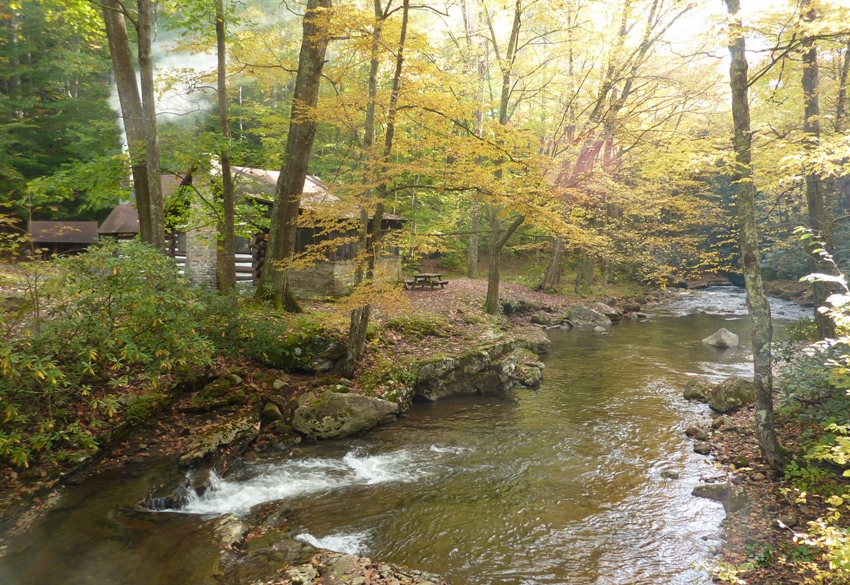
0;286;811;585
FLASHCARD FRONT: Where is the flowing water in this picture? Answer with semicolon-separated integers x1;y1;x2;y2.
0;287;810;585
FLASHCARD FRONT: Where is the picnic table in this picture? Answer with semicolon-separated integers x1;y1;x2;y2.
406;273;449;290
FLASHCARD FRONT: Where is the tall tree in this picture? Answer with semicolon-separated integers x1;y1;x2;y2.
215;0;237;293
136;0;165;250
100;0;165;249
724;0;784;470
258;0;332;311
102;0;154;244
481;0;525;315
801;0;836;338
339;0;410;378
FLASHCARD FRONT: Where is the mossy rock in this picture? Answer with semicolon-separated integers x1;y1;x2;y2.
291;391;399;439
709;377;754;414
125;392;168;426
683;379;711;403
202;378;231;398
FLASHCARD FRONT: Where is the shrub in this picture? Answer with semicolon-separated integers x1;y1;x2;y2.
0;240;215;467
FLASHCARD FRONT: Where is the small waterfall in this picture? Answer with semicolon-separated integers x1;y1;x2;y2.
141;469;224;512
168;447;431;516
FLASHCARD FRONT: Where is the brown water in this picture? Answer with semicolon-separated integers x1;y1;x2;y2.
0;287;810;585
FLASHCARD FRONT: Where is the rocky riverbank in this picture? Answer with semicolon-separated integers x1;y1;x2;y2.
0;277;671;583
680;369;845;584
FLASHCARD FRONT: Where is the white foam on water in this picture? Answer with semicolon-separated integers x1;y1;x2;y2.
295;531;370;555
429;445;468;454
180;449;425;515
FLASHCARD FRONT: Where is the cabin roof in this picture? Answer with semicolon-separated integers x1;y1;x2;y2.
29;221;99;244
98;203;140;235
231;166;338;205
232;166;405;221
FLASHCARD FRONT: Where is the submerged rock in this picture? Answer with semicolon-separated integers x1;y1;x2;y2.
292;391;399;439
702;328;739;348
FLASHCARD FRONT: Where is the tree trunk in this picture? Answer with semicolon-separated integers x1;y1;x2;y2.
538;236;564;291
725;0;784;470
258;0;332;311
468;202;479;278
574;250;595;293
102;1;153;246
338;0;408;378
215;0;236;294
836;40;850;134
482;0;523;314
461;0;485;280
136;0;165;250
801;0;836;339
483;211;524;314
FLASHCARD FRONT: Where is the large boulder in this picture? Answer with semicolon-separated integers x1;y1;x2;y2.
567;306;612;327
709;377;754;414
589;302;622;322
702;328;739;348
292;391;399;439
499;348;545;388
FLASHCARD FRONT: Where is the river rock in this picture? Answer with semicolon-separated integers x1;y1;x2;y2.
531;313;562;326
724;487;748;513
292;391;399;439
709;377;754;414
589;302;622;321
593;325;608;333
777;514;798;528
623;302;641;312
272;551;446;585
702;328;739;348
415;338;545;401
215;513;248;549
499;348;545;388
661;470;680;480
693;441;712;455
684;427;709;441
731;454;749;467
683;379;711;403
202;378;231;398
692;482;729;502
261;402;283;425
567;306;612;327
179;416;260;467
